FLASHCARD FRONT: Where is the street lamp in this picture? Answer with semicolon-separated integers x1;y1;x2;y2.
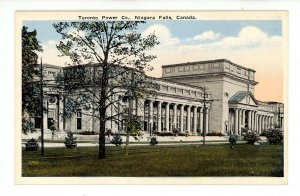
201;87;210;147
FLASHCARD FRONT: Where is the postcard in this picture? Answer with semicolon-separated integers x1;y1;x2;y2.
15;11;288;184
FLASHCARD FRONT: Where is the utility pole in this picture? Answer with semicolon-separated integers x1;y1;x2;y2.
202;87;208;146
278;105;281;129
40;58;44;156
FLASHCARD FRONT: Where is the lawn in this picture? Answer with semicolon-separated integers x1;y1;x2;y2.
22;144;284;177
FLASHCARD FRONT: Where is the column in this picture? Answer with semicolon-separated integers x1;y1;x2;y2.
136;98;144;131
262;115;265;131
180;105;184;132
205;107;209;133
257;115;260;133
173;103;177;131
187;105;191;132
58;96;64;131
200;107;203;133
252;112;255;132
43;98;48;130
193;106;197;133
235;109;238;134
252;111;255;131
271;116;274;128
165;102;170;131
149;100;153;133
238;109;242;134
256;114;259;132
242;109;246;128
132;98;136;116
248;110;252;130
136;98;144;119
157;101;162;132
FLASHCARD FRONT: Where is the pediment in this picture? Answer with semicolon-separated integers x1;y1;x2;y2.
228;91;258;106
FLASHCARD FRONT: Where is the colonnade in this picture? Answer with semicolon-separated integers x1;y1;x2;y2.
232;108;274;134
144;99;209;134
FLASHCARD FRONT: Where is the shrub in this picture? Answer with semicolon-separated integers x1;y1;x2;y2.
172;128;180;136
78;130;97;135
177;132;186;136
206;131;225;136
150;137;158;145
241;127;249;136
244;131;259;145
49;124;57;133
156;132;173;136
105;129;112;136
261;129;283;145
22;119;34;135
228;135;237;148
111;134;123;146
25;138;39;151
64;132;77;149
196;129;202;136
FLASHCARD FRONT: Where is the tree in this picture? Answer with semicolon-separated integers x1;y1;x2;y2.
22;26;43;133
53;21;159;159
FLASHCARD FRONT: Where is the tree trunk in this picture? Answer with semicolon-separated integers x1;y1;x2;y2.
98;66;108;159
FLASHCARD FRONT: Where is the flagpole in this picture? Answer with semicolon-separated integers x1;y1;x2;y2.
40;58;44;156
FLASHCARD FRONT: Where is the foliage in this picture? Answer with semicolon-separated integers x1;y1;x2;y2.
78;130;97;135
196;129;202;136
22;26;43;116
53;21;159;159
184;130;189;137
150;137;158;145
241;127;249;136
105;129;112;136
22;118;34;135
49;124;57;133
125;119;141;138
111;134;123;146
228;135;237;148
177;132;186;136
172;128;180;136
244;131;259;145
261;129;283;145
25;138;39;151
206;131;225;136
64;132;77;149
155;132;173;136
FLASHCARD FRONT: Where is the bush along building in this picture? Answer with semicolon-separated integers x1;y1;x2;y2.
29;59;284;136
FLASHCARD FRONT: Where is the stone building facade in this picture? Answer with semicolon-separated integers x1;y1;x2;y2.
32;59;284;135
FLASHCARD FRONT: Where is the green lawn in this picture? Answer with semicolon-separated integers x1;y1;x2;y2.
22;144;284;177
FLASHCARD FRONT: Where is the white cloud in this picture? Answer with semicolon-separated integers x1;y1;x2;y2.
192;30;220;41
142;24;180;46
37;40;72;67
213;26;281;49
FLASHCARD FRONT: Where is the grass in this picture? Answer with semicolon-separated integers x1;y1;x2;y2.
22;144;284;177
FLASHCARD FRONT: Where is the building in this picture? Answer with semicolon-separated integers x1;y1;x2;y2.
31;59;284;136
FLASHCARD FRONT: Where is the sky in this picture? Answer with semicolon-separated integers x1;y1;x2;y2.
23;20;284;102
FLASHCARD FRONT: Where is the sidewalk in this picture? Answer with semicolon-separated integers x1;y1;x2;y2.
22;132;247;148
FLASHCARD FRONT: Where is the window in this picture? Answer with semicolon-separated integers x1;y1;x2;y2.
34;117;41;129
47;110;55;129
48;71;56;76
165;68;172;73
76;109;82;130
213;63;220;69
193;65;199;70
